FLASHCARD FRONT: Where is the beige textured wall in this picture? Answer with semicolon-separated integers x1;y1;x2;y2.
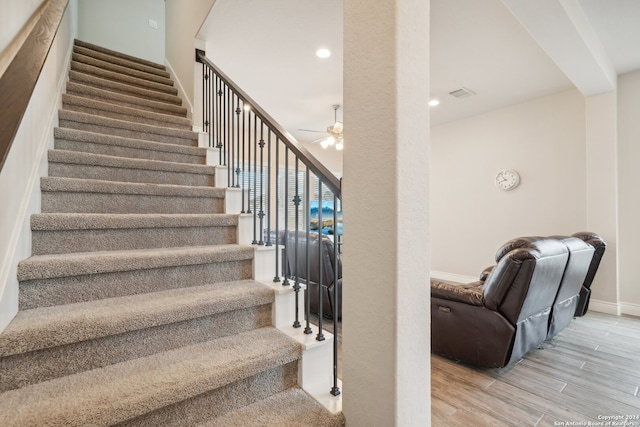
617;70;640;314
585;91;619;313
77;0;165;64
343;0;430;425
165;0;216;116
430;89;587;277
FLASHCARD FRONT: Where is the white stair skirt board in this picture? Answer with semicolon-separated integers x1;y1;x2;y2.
237;214;253;245
206;148;221;166
224;187;242;214
620;302;640;317
279;323;341;415
215;165;228;188
253;245;277;282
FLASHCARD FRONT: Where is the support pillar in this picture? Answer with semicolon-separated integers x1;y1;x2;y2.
343;0;431;425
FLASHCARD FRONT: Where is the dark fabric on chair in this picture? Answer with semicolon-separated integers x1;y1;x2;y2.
571;232;607;317
283;231;342;319
546;236;594;339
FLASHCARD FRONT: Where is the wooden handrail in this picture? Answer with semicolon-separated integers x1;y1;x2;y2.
196;50;342;197
0;0;70;172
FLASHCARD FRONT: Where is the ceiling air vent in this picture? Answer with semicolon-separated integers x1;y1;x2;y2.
448;87;475;99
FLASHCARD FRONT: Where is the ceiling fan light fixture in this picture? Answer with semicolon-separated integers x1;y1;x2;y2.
336;140;344;150
320;138;330;149
429;99;440;107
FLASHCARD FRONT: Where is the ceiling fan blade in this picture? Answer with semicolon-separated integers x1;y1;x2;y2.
309;136;329;144
298;128;327;133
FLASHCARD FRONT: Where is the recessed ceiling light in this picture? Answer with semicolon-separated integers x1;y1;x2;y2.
316;48;331;59
429;99;440;107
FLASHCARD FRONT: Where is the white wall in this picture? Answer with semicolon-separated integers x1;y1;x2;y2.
77;0;165;64
430;89;587;277
165;0;216;119
0;0;77;333
0;0;44;60
617;70;640;315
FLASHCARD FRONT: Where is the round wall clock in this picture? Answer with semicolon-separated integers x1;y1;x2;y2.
495;169;520;191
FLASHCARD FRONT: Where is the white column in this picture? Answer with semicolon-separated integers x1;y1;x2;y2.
585;92;620;314
343;1;430;425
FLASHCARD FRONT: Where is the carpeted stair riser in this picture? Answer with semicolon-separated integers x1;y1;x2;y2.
48;150;215;187
200;388;346;427
72;52;174;87
118;363;299;427
59;110;198;146
1;304;271;391
66;81;187;117
62;94;192;130
54;128;204;165
31;213;237;255
1;281;272;387
74;39;166;71
73;45;171;79
18;246;254;309
0;328;300;427
69;71;182;106
71;61;178;96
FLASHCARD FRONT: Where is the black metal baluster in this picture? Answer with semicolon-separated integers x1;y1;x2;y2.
266;131;272;247
235;101;241;188
258;122;265;245
202;67;208;134
273;138;280;281
223;83;229;168
226;86;231;186
246;110;252;215
304;167;312;335
217;77;223;165
293;157;301;328
230;92;235;187
252;115;258;245
331;192;341;396
283;146;290;287
316;179;325;342
209;73;215;148
241;103;246;212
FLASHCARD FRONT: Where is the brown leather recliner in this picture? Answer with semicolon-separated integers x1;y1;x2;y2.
571;232;606;317
546;236;594;339
431;237;569;368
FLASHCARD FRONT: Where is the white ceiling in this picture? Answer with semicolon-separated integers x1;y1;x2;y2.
199;0;640;143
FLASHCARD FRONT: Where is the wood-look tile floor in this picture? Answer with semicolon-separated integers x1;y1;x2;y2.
432;312;640;426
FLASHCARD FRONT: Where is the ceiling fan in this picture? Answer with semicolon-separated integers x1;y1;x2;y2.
298;104;344;150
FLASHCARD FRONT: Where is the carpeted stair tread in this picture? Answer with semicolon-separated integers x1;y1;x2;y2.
73;45;171;79
54;128;205;164
59;109;197;146
31;213;238;231
74;39;166;71
200;387;345;427
48;149;214;178
0;280;273;357
71;61;178;96
41;176;225;198
17;244;253;281
72;51;174;86
0;327;300;427
69;71;182;106
62;93;192;130
30;213;239;255
66;81;187;117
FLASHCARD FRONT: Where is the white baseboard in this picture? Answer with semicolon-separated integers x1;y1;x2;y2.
620;301;640;317
588;299;621;315
164;58;193;120
430;270;477;284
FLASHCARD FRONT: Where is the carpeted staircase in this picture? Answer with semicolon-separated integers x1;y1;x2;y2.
0;39;344;426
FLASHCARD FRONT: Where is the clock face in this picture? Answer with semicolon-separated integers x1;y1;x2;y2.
495;169;520;191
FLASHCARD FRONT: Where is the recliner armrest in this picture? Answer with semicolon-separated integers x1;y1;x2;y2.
479;265;495;281
430;280;484;306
